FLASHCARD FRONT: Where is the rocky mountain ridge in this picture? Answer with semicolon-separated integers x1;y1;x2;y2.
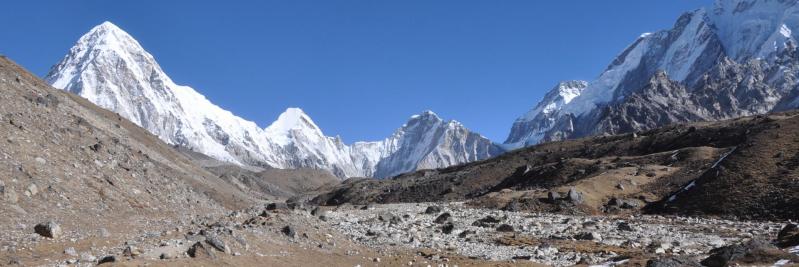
506;0;799;147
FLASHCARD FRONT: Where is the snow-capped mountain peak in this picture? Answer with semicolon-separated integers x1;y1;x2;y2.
46;22;502;178
506;0;799;149
503;80;587;149
266;108;321;134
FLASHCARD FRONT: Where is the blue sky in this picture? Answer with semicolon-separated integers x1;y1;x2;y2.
0;0;710;143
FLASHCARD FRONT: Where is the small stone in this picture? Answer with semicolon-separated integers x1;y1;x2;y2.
188;242;216;259
282;225;297;238
97;255;116;265
378;212;402;224
424;205;442;214
24;184;37;197
472;216;502;227
441;223;455;234
159;251;175;260
64;247;77;256
266;202;288;211
458;230;476;238
373;257;381;262
205;235;230;254
122;246;140;258
98;228;111;238
574;232;602;241
34;221;62;238
80;252;96;262
34;157;46;165
547;191;560;202
567;188;583;204
617;222;634;232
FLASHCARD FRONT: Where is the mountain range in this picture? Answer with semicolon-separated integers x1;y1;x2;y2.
506;0;799;147
44;22;501;178
44;0;799;179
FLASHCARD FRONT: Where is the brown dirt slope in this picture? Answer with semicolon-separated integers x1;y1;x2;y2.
314;111;799;220
0;56;256;251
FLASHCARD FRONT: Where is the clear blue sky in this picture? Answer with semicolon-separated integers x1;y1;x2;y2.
0;0;711;143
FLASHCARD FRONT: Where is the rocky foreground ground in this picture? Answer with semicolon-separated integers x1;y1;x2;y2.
322;202;799;266
3;201;799;266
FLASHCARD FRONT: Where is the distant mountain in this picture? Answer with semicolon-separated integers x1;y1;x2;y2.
45;22;501;178
504;80;587;149
506;0;799;146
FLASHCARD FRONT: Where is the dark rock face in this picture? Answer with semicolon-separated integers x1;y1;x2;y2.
508;4;799;149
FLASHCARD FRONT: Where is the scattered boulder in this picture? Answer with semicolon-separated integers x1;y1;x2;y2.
433;212;452;224
458;230;476;238
700;239;789;267
122;246;141;258
441;223;455;234
311;206;322;216
496;224;515;232
34;221;62;238
282;225;297;238
567;188;583;204
159;251;176;260
424;205;442;214
645;256;701;267
777;223;799;248
608;198;638;209
187;241;216;259
617;222;634;232
266;202;289;211
287;202;304;210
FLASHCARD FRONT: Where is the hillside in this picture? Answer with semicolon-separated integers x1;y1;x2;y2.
315;110;799;220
